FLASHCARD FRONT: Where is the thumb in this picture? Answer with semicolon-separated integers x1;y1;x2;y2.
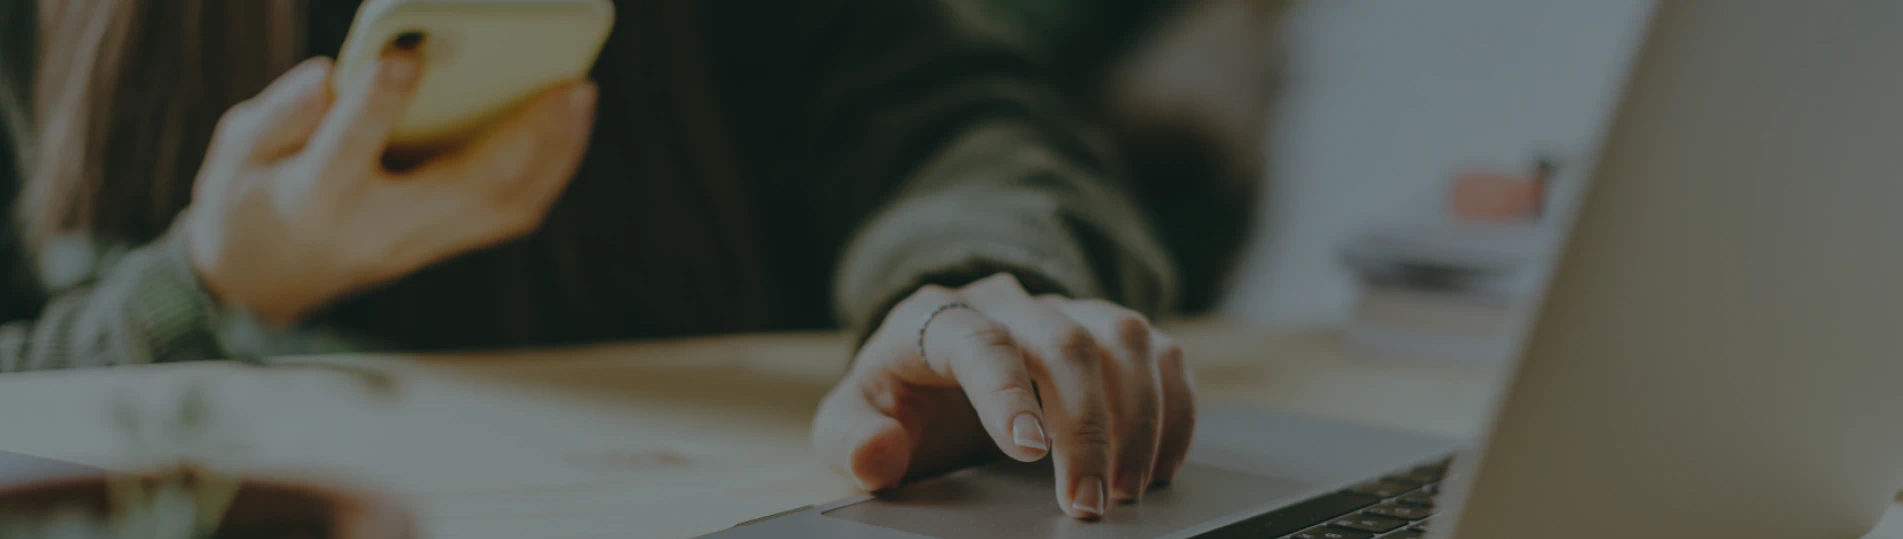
200;57;333;187
813;386;913;491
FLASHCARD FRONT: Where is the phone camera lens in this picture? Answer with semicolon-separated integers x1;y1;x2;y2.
392;31;427;51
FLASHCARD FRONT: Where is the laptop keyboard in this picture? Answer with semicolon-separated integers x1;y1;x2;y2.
1193;457;1451;539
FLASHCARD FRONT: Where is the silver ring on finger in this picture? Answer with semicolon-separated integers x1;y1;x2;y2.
918;302;976;362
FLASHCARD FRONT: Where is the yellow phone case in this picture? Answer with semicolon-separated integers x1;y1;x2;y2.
330;0;615;150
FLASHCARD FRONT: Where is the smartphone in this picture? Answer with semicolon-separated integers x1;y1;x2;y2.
330;0;615;151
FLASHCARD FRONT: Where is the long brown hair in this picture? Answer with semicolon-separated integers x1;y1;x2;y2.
23;0;774;349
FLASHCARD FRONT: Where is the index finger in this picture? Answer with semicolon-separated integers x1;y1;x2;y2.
211;58;335;162
858;287;1052;464
303;50;422;171
916;305;1051;463
961;275;1114;519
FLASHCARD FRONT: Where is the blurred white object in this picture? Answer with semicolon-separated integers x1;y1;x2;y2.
1339;217;1546;365
1219;0;1655;327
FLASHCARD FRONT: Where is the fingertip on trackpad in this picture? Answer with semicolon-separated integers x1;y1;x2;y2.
823;460;1310;539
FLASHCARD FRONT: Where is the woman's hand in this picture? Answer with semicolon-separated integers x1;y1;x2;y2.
813;274;1196;519
184;51;597;323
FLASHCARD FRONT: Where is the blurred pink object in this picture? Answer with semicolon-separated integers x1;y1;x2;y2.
1448;159;1555;223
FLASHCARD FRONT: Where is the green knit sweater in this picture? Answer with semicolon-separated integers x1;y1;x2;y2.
0;0;1179;371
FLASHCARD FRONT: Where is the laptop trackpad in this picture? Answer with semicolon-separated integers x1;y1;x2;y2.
823;461;1309;539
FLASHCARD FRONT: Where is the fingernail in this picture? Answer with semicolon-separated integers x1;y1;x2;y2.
1011;414;1048;451
570;84;598;116
1072;476;1106;517
1114;474;1144;502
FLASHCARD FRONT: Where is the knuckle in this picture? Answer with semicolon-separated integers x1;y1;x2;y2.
961;323;1018;351
904;285;960;307
1110;314;1152;355
1067;419;1115;448
978;272;1021;287
964;272;1022;293
988;380;1038;404
1154;336;1185;367
216;101;253;129
211;105;258;149
1052;326;1101;368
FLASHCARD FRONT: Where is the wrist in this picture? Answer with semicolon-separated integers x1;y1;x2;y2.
182;215;342;326
186;254;314;327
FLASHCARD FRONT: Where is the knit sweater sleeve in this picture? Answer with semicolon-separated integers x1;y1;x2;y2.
777;0;1183;339
0;0;217;371
0;229;229;372
0;225;385;372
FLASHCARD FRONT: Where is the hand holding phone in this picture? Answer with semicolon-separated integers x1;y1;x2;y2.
188;54;598;323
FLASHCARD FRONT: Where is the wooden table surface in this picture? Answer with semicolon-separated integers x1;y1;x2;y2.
0;319;1897;538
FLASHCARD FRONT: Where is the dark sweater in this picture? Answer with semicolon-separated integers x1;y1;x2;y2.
0;0;1179;370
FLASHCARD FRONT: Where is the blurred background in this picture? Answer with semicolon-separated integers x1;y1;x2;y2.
972;0;1654;366
1224;0;1651;320
1206;0;1656;364
0;0;1660;363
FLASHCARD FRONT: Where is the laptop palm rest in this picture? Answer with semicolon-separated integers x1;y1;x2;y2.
0;450;100;486
822;460;1308;539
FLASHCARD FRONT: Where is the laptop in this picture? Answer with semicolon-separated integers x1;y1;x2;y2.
707;1;1903;538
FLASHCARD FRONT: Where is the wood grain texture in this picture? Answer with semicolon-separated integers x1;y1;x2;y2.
0;319;1895;538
